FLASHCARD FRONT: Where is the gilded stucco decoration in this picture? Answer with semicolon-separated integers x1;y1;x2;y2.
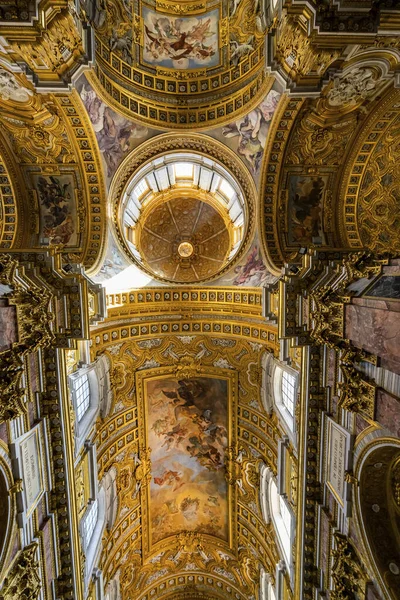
0;3;93;88
260;61;400;271
110;134;257;284
0;83;108;272
338;88;400;254
92;327;282;598
0;542;41;600
272;13;341;87
84;0;270;128
0;146;22;250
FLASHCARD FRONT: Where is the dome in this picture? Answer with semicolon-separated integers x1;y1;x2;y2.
118;150;249;284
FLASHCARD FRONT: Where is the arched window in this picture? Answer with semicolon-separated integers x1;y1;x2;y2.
80;456;106;592
81;489;105;589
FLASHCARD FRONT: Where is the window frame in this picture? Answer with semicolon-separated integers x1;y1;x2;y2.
273;364;299;441
80;443;106;591
259;567;277;600
269;479;294;572
68;364;100;452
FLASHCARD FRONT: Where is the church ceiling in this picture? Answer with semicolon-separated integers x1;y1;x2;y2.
1;2;400;599
86;0;269;129
0;84;108;272
92;329;282;600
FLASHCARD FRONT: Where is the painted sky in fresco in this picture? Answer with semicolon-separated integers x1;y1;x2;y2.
75;74;159;184
142;8;219;69
207;86;281;180
146;377;229;545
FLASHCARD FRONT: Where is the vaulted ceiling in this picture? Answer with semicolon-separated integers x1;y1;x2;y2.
1;1;400;598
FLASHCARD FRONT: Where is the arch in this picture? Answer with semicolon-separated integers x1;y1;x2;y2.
354;436;400;600
0;442;18;581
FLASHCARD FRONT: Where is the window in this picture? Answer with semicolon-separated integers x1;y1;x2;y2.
133;179;149;199
279;495;292;540
270;479;293;568
75;374;90;422
174;162;193;179
68;364;102;452
83;499;98;549
273;365;298;438
219;178;235;200
281;372;296;416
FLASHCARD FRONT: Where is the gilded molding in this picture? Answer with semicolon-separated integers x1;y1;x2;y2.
105;287;263;319
91;0;269;129
55;91;108;273
0;149;20;249
337;87;400;253
259;94;304;272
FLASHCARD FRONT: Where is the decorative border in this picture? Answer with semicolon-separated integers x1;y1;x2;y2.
109;133;257;284
337;87;400;249
91;318;278;355
259;95;305;273
106;287;262;316
55;91;108;274
91;64;269;130
135;572;248;600
0;151;19;249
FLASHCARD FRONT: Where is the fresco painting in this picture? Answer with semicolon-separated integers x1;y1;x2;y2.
288;175;328;245
147;377;229;545
92;231;130;282
35;174;78;246
142;8;219;69
209;88;281;177
214;238;277;287
77;75;152;181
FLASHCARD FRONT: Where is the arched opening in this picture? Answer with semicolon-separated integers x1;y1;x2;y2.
358;443;400;600
0;469;9;566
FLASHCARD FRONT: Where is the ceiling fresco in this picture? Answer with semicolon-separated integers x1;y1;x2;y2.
75;72;281;288
94;333;280;600
2;3;400;600
87;0;269;128
143;375;231;546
